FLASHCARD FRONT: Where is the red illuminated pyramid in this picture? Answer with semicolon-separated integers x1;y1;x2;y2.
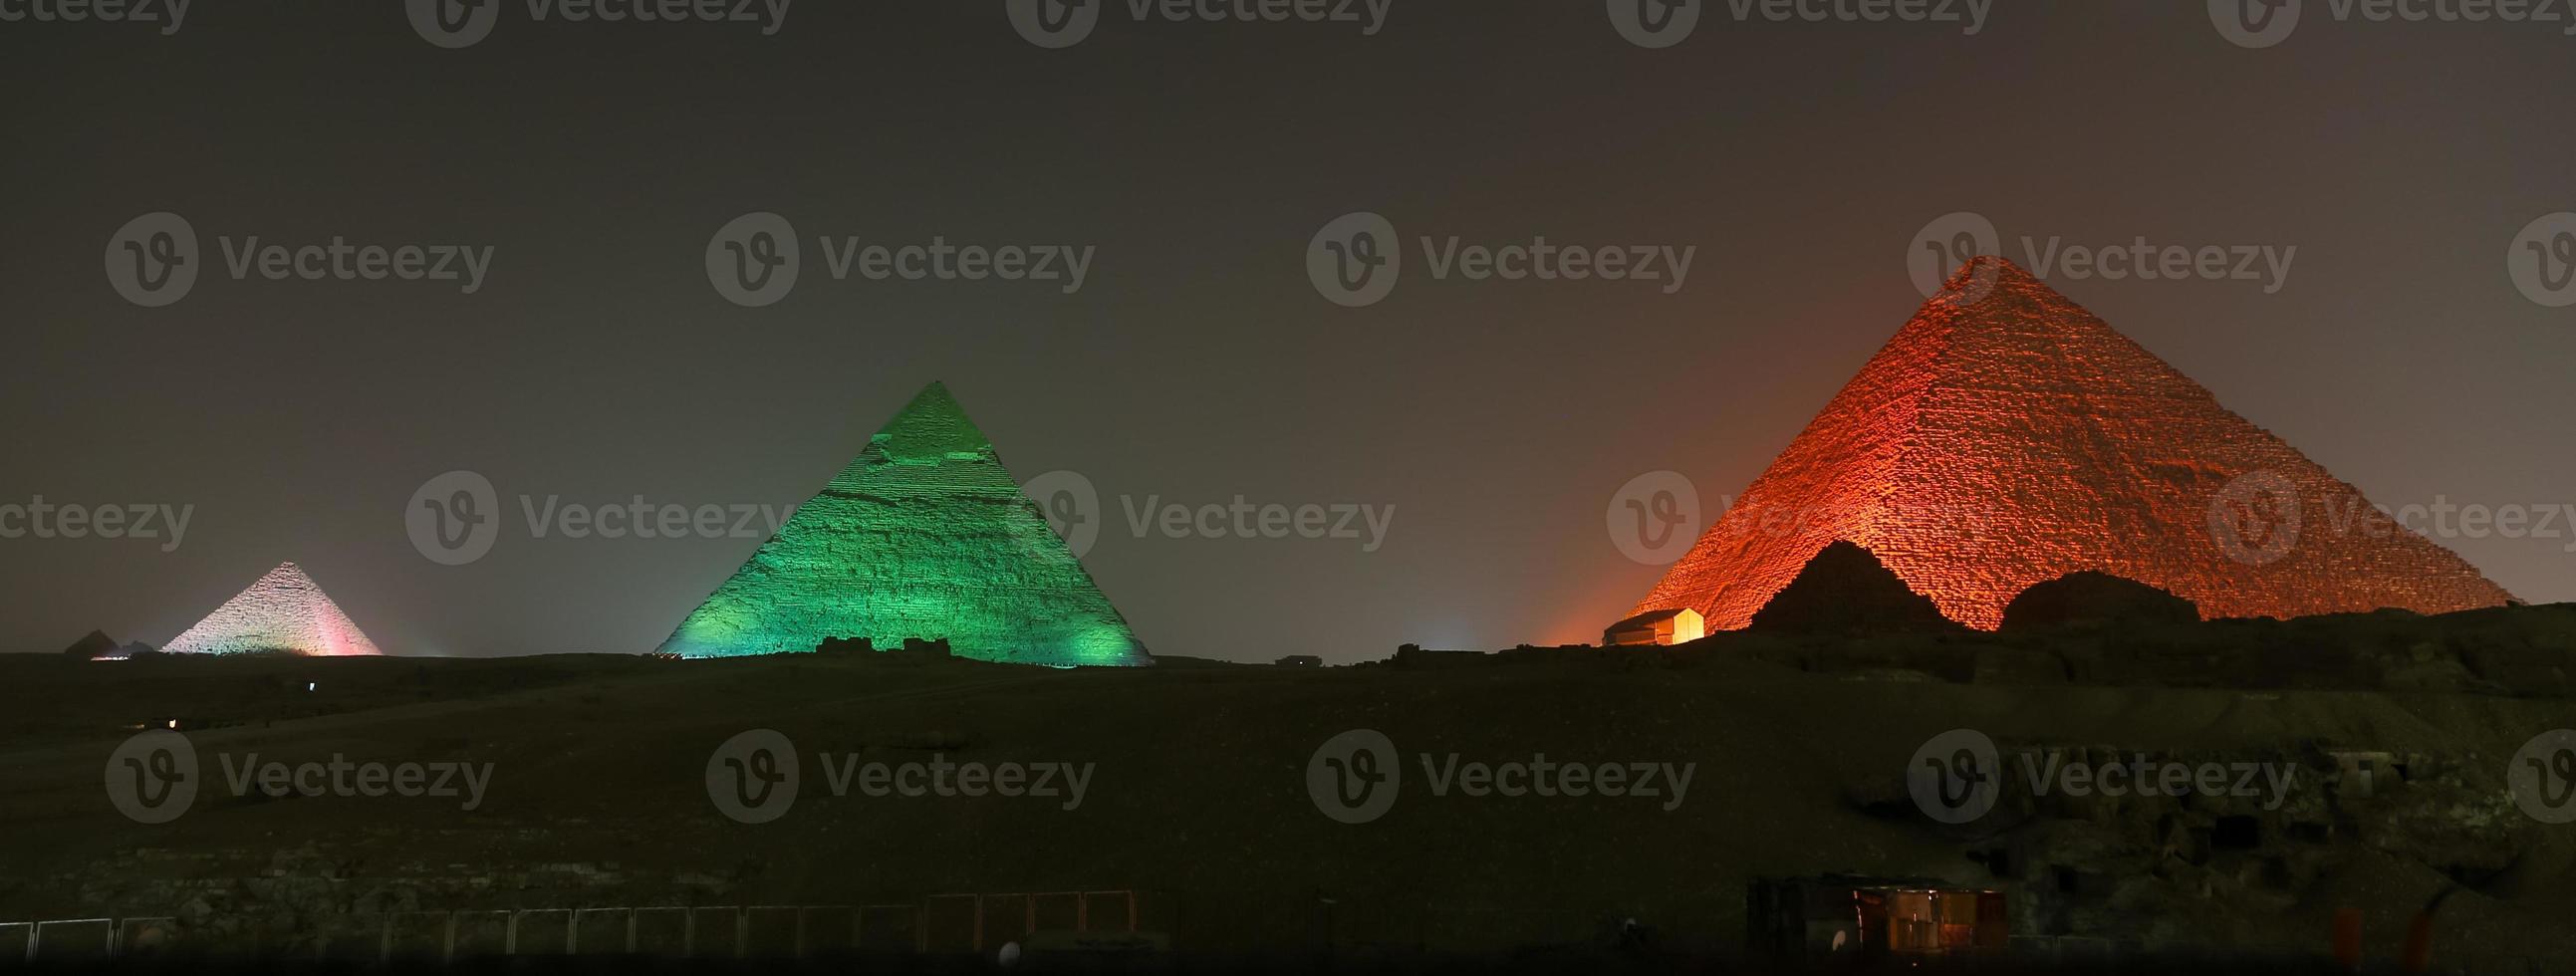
163;562;385;656
1629;257;2514;631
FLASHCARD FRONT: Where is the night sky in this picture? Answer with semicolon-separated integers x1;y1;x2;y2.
3;2;2571;662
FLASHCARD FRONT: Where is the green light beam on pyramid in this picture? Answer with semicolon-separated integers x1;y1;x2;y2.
654;381;1152;667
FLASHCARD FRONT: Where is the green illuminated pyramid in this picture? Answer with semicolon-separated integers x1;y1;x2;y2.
654;382;1151;667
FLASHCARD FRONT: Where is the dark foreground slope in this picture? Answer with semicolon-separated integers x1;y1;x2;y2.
1;606;2571;970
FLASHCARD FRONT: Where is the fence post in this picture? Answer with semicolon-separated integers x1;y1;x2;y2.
443;911;457;965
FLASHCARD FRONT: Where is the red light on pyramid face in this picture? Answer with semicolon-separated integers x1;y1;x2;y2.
1628;258;2514;631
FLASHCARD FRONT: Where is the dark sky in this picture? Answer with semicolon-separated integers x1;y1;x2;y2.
4;2;2571;662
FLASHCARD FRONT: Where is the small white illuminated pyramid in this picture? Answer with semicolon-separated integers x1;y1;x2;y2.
163;562;385;656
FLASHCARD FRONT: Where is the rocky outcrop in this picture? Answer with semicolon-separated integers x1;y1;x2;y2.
1999;572;2199;632
1747;541;1966;635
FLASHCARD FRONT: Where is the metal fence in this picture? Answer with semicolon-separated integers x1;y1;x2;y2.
3;891;1145;965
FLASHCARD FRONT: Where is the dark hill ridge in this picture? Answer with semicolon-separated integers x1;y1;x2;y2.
0;603;2569;968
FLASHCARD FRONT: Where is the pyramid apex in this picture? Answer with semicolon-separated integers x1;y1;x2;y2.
1940;253;2047;291
874;381;991;460
166;562;384;656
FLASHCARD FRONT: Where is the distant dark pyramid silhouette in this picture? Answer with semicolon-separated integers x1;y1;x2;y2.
1746;541;1962;634
62;630;118;659
656;382;1151;666
165;563;385;656
1632;257;2514;630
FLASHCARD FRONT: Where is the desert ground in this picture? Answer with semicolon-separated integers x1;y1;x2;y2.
2;608;2572;970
